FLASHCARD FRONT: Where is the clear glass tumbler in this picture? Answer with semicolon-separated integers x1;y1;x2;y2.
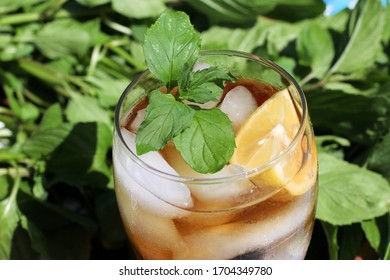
112;50;318;260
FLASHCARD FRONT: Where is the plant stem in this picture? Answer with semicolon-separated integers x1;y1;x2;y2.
107;44;145;71
300;72;315;87
303;80;326;92
0;6;112;26
0;153;26;161
321;221;339;260
0;167;30;177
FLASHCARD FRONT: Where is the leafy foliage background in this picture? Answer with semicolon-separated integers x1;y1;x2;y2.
0;0;389;260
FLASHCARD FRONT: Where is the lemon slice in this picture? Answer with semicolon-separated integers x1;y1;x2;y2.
274;136;318;200
230;88;303;195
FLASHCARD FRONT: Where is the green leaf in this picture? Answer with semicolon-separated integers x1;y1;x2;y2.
21;96;67;159
316;135;350;160
23;124;73;159
181;83;222;104
306;89;389;144
46;122;112;187
143;10;201;87
187;0;325;24
324;82;379;96
361;219;381;252
368;132;390;182
178;66;233;103
0;43;34;61
186;0;267;24
20;102;40;122
86;76;129;108
34;19;91;59
65;94;112;126
383;3;390;44
76;0;110;7
112;0;166;19
39;103;63;130
0;175;20;260
191;66;233;88
316;8;349;32
0;0;44;13
201;19;272;52
173;108;235;173
20;215;49;257
178;63;192;92
136;91;194;155
0;176;11;201
297;21;334;79
329;0;385;75
321;221;339;260
316;153;390;225
266;23;301;57
266;0;326;22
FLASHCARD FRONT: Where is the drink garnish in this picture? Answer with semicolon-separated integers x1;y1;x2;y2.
136;10;236;173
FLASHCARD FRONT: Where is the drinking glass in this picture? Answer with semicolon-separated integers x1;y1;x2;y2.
112;50;318;260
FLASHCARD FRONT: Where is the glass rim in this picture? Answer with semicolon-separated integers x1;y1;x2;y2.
114;49;308;184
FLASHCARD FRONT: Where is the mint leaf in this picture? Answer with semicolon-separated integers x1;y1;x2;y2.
316;153;390;225
112;0;166;19
191;66;233;88
23;123;73;159
296;21;334;80
0;175;20;259
65;93;112;126
138;10;236;174
136;90;194;155
178;66;234;103
321;222;339;260
177;63;192;92
34;19;91;59
180;82;222;104
368;132;390;182
328;0;384;76
46;122;112;188
39;104;63;130
361;219;381;252
143;10;201;87
173;108;235;173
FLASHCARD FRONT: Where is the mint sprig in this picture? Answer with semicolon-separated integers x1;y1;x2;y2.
173;108;236;174
143;9;201;89
178;66;234;104
136;10;236;173
136;90;194;155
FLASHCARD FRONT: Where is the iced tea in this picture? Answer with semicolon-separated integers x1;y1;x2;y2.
113;50;318;260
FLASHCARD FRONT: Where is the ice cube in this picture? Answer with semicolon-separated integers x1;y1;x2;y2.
174;189;314;259
188;165;256;207
260;223;311;260
114;151;189;218
114;128;193;216
220;85;257;132
130;108;146;133
175;208;241;229
162;143;256;208
122;207;187;259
